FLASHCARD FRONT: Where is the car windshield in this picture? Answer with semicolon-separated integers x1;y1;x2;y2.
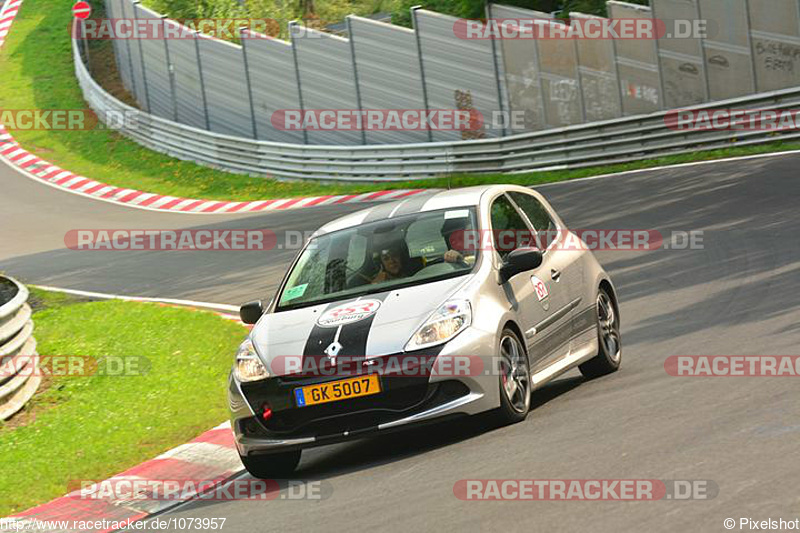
276;207;479;311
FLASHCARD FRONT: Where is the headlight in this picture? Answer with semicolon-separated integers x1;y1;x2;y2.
234;339;270;382
405;299;472;351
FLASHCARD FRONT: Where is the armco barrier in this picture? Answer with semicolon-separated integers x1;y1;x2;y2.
0;276;39;420
74;34;800;182
98;0;800;144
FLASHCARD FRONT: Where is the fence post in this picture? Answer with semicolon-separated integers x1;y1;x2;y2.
132;1;152;113
346;16;367;145
571;31;587;123
239;27;259;140
411;6;433;142
487;1;508;137
743;0;759;93
193;30;211;131
79;19;92;75
161;15;178;122
119;0;141;107
691;0;712;103
289;21;309;145
650;7;667;110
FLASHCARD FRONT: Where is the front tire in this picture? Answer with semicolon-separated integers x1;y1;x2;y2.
239;450;302;479
494;328;531;425
579;288;621;379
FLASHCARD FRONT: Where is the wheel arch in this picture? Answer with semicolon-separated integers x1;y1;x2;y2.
598;278;620;323
501;320;527;354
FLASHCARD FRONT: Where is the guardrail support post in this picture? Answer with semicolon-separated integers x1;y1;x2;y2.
487;1;509;137
239;27;259;140
193;30;211;131
743;0;759;93
161;16;179;122
346;16;367;145
119;0;142;107
289;21;309;145
132;1;153;113
411;6;434;143
79;19;92;75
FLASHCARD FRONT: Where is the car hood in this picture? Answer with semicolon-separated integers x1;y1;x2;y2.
251;276;470;375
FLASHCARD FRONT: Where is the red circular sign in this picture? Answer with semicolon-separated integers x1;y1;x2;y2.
72;1;92;19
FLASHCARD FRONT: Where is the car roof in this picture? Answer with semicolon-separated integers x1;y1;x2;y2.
316;184;518;235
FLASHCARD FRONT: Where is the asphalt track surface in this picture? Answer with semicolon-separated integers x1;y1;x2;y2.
2;153;800;532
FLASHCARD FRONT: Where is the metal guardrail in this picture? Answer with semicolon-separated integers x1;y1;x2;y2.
0;276;39;420
74;39;800;182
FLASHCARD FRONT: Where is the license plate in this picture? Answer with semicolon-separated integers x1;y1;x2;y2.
294;374;380;407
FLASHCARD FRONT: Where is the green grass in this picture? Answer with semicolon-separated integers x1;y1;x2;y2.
1;0;800;202
0;289;246;516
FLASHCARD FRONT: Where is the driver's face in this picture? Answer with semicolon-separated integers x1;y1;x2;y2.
381;249;402;275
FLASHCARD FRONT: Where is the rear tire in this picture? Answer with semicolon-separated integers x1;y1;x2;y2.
494;328;531;425
579;288;621;379
239;450;302;479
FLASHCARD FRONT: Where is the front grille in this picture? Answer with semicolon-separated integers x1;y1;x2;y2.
239;378;471;439
238;348;470;439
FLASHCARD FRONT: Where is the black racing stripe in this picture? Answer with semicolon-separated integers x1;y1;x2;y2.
301;292;391;372
302;302;342;371
335;291;391;360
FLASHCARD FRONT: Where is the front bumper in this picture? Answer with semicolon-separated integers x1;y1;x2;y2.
229;327;499;457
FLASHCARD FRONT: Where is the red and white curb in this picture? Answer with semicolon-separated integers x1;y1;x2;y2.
0;0;20;44
0;0;428;215
0;124;428;214
5;287;248;531
9;422;241;532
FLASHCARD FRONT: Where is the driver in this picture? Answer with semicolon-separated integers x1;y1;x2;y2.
441;218;476;266
371;241;409;283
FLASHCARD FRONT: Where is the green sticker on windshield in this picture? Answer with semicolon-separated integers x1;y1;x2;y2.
282;283;308;301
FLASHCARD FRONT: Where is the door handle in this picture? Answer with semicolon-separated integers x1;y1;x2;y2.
551;269;561;281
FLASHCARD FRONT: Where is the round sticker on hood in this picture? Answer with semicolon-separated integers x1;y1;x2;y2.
317;299;382;328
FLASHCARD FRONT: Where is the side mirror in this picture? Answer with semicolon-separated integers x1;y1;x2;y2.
240;300;264;325
499;248;543;283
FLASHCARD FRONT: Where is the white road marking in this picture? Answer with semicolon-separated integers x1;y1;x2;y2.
31;284;240;313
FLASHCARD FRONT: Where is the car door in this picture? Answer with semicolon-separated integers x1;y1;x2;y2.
506;191;582;372
489;194;568;370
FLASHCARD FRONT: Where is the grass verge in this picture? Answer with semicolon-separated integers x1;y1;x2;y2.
0;288;246;517
1;0;800;202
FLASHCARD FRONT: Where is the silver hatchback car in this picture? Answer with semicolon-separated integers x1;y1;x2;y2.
229;185;621;478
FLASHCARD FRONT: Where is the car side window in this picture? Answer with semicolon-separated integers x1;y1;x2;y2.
490;195;535;259
508;192;557;250
508;192;556;233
